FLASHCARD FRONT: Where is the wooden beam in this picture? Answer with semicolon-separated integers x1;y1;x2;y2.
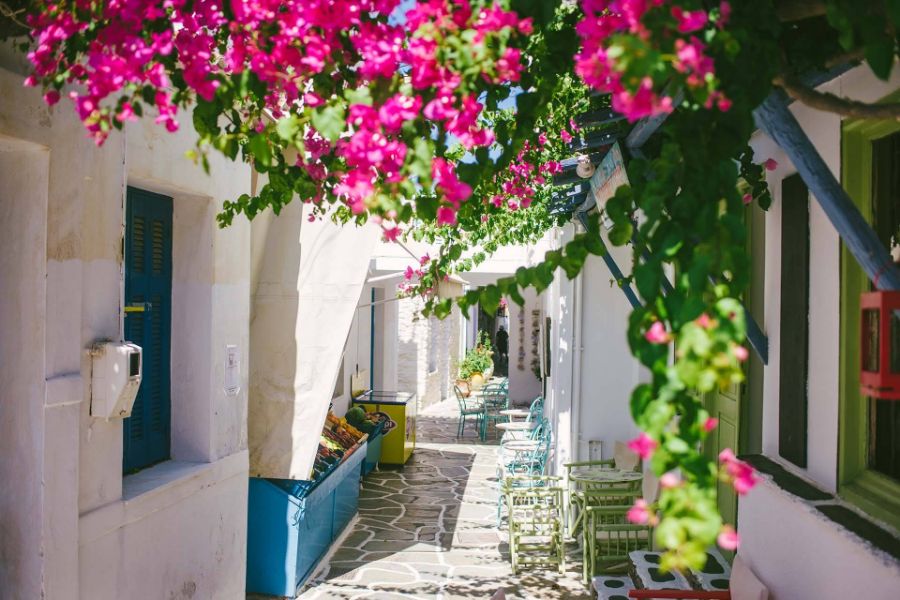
753;92;900;291
625;89;685;150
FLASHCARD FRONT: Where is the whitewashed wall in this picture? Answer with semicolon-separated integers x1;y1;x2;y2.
545;223;646;476
0;52;251;599
741;65;900;598
508;286;544;405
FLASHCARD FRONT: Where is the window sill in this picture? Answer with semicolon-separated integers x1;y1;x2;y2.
741;453;900;562
80;450;247;545
840;470;900;532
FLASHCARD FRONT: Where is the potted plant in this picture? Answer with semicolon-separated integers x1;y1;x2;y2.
458;331;495;389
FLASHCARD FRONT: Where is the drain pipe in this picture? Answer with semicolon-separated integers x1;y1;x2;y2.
571;234;585;464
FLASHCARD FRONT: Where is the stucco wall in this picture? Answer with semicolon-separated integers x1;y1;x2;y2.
546;222;646;475
0;57;251;599
0;138;49;598
508;286;544;406
739;478;900;599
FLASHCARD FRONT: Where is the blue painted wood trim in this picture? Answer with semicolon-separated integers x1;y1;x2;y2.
576;213;642;309
745;306;769;365
753;92;900;291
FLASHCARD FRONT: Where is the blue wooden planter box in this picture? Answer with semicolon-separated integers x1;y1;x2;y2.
246;442;366;597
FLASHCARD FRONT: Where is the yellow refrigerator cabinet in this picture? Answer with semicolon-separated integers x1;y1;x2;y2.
352;391;416;465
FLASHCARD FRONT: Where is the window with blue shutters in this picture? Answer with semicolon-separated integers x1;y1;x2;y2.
123;187;173;473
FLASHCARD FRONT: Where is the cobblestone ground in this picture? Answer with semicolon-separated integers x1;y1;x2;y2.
296;400;593;600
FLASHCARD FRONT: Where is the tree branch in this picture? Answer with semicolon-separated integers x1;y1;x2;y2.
774;73;900;120
775;0;827;22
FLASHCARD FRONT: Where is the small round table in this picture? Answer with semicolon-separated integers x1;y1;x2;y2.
496;421;537;433
500;408;530;419
569;467;643;486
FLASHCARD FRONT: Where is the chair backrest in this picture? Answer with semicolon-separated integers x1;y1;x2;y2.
454;385;469;409
527;396;544;422
614;441;640;471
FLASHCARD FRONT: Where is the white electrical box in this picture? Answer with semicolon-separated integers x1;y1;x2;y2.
90;341;142;419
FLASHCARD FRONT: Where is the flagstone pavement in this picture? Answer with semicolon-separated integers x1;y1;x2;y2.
294;399;593;600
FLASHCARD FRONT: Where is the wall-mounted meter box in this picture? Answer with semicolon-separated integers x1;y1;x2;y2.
90;342;142;419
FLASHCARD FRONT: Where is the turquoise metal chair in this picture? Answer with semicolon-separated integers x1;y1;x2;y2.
479;385;509;441
498;396;544;442
497;420;552;523
454;385;483;438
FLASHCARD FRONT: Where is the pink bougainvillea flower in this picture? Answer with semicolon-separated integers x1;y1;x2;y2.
628;432;658;460
703;417;719;432
764;158;778;171
660;472;681;489
419;254;430;266
717;1;732;27
743;193;753;205
612;77;674;122
404;265;415;280
696;313;713;329
432;157;472;205
719;448;758;495
733;345;749;362
644;321;670;344
43;89;60;105
560;129;573;143
437;205;457;226
382;226;401;242
626;499;652;525
303;92;324;107
672;7;708;33
717;525;740;550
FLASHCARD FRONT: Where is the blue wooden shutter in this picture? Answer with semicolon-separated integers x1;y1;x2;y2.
123;187;173;473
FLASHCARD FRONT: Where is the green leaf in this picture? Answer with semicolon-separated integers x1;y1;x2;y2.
633;261;661;303
344;86;372;106
864;35;895;80
480;286;502;314
608;221;633;246
276;115;301;142
247;134;272;168
311;104;346;143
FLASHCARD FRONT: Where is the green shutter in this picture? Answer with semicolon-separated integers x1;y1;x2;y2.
123;187;173;473
778;174;810;468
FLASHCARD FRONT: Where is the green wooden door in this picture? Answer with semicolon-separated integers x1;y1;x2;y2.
123;187;173;473
704;382;742;527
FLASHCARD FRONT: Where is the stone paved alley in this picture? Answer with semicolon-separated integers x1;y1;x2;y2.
293;400;592;600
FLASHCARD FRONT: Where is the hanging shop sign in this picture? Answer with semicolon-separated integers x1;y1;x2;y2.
589;141;629;206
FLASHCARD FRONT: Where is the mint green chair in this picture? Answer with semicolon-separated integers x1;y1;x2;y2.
564;459;642;537
581;491;652;585
504;476;565;575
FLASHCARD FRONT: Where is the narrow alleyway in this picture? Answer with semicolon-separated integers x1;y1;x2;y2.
295;401;592;600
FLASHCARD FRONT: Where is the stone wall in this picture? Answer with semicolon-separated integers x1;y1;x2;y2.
395;290;462;410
